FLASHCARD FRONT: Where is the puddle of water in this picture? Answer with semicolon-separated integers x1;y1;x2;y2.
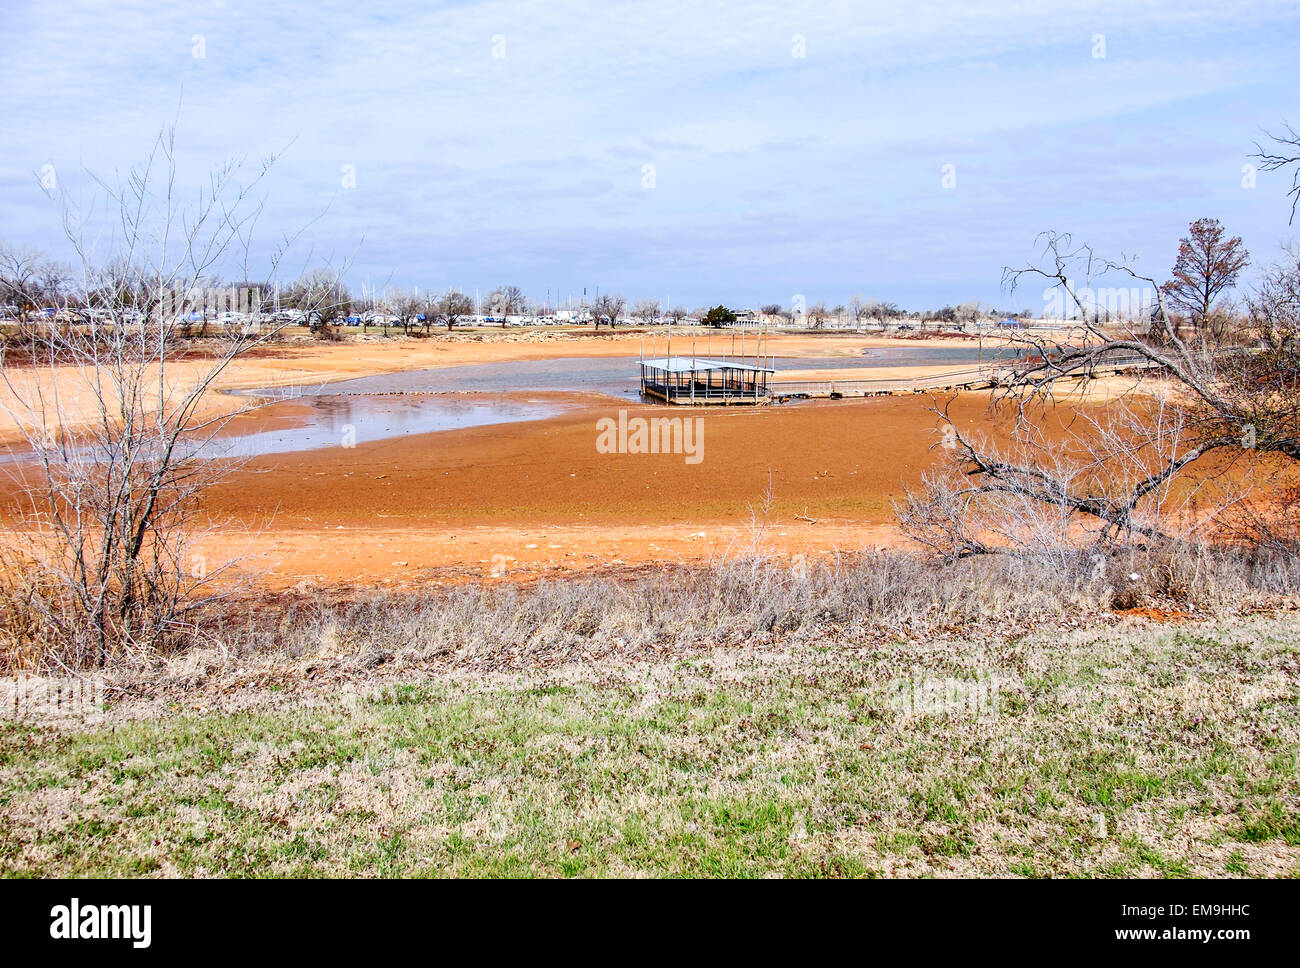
0;394;573;464
254;356;643;399
201;394;571;458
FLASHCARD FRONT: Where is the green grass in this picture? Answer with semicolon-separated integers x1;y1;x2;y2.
1235;801;1300;846
1;613;1298;877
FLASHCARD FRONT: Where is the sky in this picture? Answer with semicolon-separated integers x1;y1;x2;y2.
2;0;1298;311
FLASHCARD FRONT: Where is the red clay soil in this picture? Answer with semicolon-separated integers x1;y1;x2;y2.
0;391;1013;587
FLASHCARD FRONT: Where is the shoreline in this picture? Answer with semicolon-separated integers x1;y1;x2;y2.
0;334;1113;587
0;330;998;446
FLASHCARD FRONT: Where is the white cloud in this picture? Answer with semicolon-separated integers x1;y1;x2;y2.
1;0;1297;305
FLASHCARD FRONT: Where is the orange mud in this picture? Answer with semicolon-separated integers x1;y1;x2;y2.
182;391;997;588
0;332;1116;590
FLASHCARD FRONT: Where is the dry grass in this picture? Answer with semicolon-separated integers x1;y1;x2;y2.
8;542;1297;675
151;545;1300;674
1;552;1298;878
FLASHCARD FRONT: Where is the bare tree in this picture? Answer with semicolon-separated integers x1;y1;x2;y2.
666;305;689;325
871;300;903;328
419;293;439;334
807;302;830;330
954;301;985;328
1223;245;1300;549
286;268;350;338
1253;121;1300;223
386;288;424;336
631;298;659;327
590;293;626;331
0;127;339;669
435;288;473;331
899;391;1237;563
1162;218;1249;340
1247;244;1300;347
848;294;869;329
226;279;274;333
0;243;69;322
486;284;525;327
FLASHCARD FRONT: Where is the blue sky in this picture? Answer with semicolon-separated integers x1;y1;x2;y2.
2;0;1298;310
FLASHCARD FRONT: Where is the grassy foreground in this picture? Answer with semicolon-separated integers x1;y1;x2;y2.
2;611;1298;877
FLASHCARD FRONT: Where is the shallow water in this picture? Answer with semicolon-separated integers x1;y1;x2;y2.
214;347;1029;456
203;394;575;458
6;346;1027;463
0;394;572;463
246;347;1022;401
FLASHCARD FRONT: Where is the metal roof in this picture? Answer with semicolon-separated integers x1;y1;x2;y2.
640;356;774;374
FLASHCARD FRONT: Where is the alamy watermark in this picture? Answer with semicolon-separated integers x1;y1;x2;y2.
888;671;1001;719
1;674;105;719
157;284;266;319
50;898;151;948
596;410;704;464
1042;280;1158;323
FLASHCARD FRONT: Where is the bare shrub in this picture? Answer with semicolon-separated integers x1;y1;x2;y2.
898;386;1250;566
901;219;1298;571
0;128;341;671
186;549;1300;676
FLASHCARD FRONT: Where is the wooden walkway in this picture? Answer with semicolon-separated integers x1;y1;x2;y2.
770;355;1161;400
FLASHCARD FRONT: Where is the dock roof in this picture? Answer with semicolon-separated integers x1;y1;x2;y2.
640;356;774;374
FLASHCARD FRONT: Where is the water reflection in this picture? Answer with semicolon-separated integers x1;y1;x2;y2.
0;394;571;463
205;394;570;458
